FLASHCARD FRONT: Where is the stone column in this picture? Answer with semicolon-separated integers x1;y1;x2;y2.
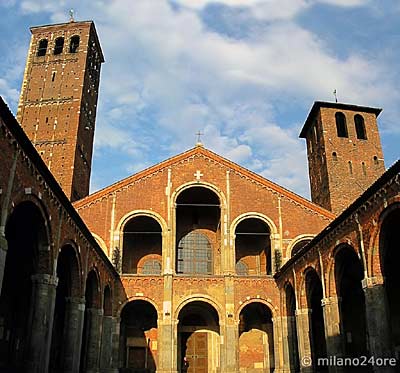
100;315;120;373
84;308;103;373
281;315;299;373
223;322;238;373
158;318;178;373
62;297;86;373
27;274;58;373
273;316;285;373
295;309;313;373
363;278;394;373
321;297;343;373
0;235;7;293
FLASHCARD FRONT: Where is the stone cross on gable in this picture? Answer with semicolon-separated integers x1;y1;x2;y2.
194;170;203;181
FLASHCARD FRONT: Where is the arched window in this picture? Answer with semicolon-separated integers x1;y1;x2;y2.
332;152;338;161
142;259;161;275
335;112;348;138
69;35;80;53
354;114;367;140
236;261;249;276
54;37;64;55
177;232;212;275
37;39;48;56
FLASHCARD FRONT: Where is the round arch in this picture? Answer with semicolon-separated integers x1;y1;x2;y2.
286;234;315;259
116;209;168;234
171;181;227;208
91;232;108;254
230;212;278;236
236;298;277;321
174;295;223;322
117;296;161;319
85;265;102;301
298;265;321;309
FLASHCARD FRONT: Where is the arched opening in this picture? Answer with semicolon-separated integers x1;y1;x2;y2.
103;285;112;317
354;114;367;140
178;301;220;373
305;269;327;371
334;245;368;363
175;187;220;275
235;218;272;275
120;300;158;371
49;244;81;371
0;202;48;370
37;38;48;56
335;112;348;138
100;285;113;371
291;239;311;257
380;207;400;356
285;284;299;372
80;270;101;373
238;302;274;372
54;37;64;55
69;35;80;53
122;216;162;275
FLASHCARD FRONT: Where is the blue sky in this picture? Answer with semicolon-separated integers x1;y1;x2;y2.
0;0;399;198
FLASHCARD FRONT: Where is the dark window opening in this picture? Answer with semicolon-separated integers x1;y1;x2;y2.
332;152;338;161
373;156;379;165
69;35;80;53
355;114;367;140
348;161;353;175
177;232;212;275
335;112;348;138
37;39;48;56
54;37;64;55
362;162;367;176
52;72;56;82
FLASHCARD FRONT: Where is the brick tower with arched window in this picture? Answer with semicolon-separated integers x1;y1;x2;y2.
300;101;386;214
16;20;104;201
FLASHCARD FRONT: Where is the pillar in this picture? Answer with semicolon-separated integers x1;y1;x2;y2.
321;296;343;373
100;316;120;373
27;274;58;373
84;308;103;373
62;297;86;373
295;309;313;373
0;235;7;293
363;278;394;373
281;315;300;373
223;322;238;373
273;316;285;373
157;318;178;373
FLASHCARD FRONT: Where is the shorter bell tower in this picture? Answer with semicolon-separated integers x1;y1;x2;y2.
17;19;104;201
300;101;385;214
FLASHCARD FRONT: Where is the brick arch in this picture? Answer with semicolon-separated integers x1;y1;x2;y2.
174;295;223;322
91;232;108;254
236;298;277;320
85;266;102;309
286;234;315;259
56;241;83;297
172;181;227;208
136;254;162;274
103;283;113;316
6;194;53;274
282;280;296;316
116;209;168;235
368;199;400;278
298;265;321;309
326;243;359;298
117;295;161;319
230;212;278;237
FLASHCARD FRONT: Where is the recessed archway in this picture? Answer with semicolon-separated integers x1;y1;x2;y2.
379;206;400;355
285;283;299;372
175;186;221;275
0;201;49;370
334;245;368;360
120;300;158;371
177;301;220;373
238;301;274;372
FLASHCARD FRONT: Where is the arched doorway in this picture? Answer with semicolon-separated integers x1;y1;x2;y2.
122;216;162;275
80;269;101;373
235;218;272;275
120;300;158;371
238;302;274;372
380;207;400;356
177;301;220;373
334;245;368;364
305;269;327;372
175;187;221;275
285;284;299;372
0;201;49;370
49;244;81;372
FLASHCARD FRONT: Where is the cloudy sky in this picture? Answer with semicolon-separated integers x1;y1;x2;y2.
0;0;399;198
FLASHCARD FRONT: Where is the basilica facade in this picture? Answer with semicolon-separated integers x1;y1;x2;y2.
0;19;399;373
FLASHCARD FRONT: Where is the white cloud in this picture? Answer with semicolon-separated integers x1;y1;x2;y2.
0;79;20;107
13;0;399;196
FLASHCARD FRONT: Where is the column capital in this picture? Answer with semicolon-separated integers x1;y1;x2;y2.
31;273;58;286
295;308;312;316
321;296;341;306
87;307;104;316
362;276;384;289
65;296;86;305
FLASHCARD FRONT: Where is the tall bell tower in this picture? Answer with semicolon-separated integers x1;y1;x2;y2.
300;101;386;214
17;19;104;201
